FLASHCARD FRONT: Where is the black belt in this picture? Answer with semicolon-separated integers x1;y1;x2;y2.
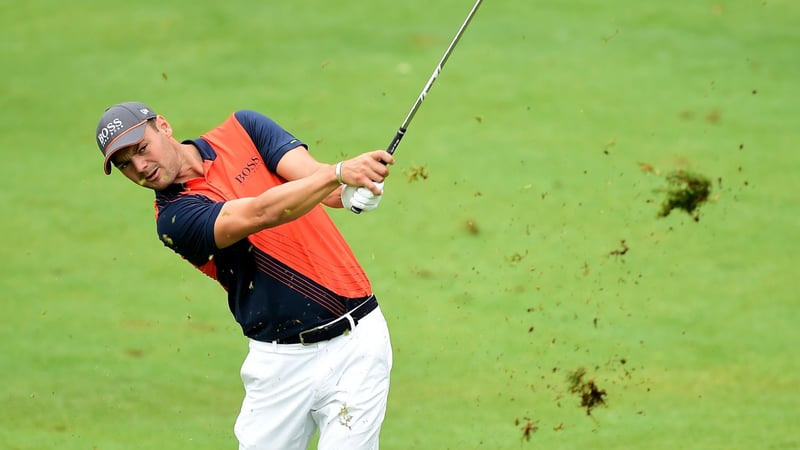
277;296;378;345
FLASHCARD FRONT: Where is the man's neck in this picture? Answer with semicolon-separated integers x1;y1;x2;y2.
175;142;205;183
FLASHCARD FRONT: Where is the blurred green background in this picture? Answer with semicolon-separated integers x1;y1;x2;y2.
1;0;798;449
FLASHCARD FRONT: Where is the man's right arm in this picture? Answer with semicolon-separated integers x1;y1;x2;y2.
212;162;341;249
213;149;393;249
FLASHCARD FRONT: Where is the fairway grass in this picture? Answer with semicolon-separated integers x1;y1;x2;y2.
2;0;798;449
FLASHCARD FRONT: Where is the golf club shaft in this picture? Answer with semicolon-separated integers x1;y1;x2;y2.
386;0;483;155
351;0;483;214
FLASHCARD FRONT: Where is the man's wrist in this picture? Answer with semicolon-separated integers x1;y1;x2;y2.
335;161;344;184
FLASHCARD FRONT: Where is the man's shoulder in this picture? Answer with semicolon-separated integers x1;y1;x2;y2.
233;109;266;120
155;184;187;202
231;110;269;128
155;187;212;213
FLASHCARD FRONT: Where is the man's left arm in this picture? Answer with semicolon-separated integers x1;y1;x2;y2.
276;147;344;208
235;109;389;209
276;147;392;210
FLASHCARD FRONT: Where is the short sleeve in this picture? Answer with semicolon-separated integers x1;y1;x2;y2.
155;194;224;267
234;110;307;172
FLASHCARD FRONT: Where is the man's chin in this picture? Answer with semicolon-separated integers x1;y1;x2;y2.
138;172;172;189
136;179;163;190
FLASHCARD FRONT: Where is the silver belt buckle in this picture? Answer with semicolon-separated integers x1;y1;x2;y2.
298;326;317;346
298;298;371;345
298;317;340;346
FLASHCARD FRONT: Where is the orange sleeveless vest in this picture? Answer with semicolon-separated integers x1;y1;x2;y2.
181;114;372;299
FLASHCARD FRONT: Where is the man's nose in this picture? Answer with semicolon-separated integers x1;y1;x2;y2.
132;155;148;173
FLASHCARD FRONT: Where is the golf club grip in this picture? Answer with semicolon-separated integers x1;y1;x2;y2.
386;127;406;155
349;128;407;214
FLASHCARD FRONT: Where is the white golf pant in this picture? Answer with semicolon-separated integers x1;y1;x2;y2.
234;307;392;450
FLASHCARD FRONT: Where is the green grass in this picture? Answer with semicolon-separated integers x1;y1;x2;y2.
2;0;799;449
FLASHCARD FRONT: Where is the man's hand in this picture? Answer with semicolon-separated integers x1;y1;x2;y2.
335;150;392;213
341;182;384;213
338;151;393;193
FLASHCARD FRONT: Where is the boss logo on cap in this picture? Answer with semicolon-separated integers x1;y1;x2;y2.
97;118;125;148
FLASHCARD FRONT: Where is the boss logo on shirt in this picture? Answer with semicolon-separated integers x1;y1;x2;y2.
97;118;125;147
235;156;262;184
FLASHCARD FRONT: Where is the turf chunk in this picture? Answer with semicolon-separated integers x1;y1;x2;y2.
657;170;712;219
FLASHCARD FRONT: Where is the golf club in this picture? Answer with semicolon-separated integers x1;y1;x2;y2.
351;0;484;213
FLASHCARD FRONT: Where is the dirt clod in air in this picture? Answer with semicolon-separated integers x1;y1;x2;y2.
516;417;539;441
567;367;607;416
608;239;629;259
656;169;712;220
405;165;429;182
463;219;480;235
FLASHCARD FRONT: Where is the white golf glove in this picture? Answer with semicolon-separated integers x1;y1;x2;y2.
341;182;384;213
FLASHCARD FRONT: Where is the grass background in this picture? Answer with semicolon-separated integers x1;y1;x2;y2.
1;0;798;448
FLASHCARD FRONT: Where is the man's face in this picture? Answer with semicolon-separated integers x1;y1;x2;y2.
110;118;180;190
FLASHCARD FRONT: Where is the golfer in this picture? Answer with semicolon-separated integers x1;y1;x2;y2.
95;102;394;449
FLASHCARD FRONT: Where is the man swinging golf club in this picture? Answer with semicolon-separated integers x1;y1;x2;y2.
95;102;394;449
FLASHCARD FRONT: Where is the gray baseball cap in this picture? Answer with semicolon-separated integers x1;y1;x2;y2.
96;101;157;174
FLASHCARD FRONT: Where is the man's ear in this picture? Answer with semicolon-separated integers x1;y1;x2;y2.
155;115;173;137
